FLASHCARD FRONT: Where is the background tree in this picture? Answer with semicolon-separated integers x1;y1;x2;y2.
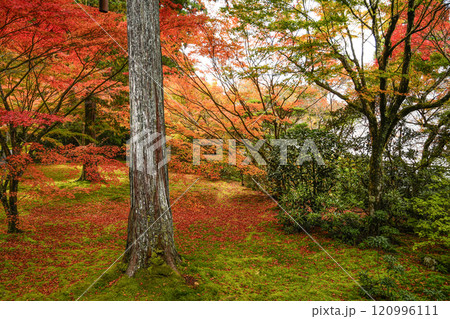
0;0;127;232
77;96;99;181
229;0;450;214
163;14;331;180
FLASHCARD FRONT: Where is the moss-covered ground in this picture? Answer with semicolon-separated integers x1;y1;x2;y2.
0;165;447;300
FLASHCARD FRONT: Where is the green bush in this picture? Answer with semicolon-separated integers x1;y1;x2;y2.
419;253;450;274
268;125;404;245
322;211;363;245
381;189;411;228
359;235;395;252
267;124;341;204
412;177;450;250
358;255;416;301
269;125;344;233
334;156;368;208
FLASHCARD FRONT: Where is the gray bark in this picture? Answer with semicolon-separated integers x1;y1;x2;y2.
124;0;179;276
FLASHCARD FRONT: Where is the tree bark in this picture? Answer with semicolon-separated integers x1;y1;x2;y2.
7;179;19;233
78;96;100;182
367;124;390;216
2;177;21;233
368;142;384;216
124;0;180;277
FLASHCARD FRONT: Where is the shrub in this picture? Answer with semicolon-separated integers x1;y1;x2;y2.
419;254;450;274
358;255;416;301
359;235;395;252
322;211;364;245
412;177;450;250
266;124;340;203
334;156;368;208
381;189;411;227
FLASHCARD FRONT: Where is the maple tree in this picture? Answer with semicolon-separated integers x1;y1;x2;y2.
228;0;450;214
0;0;127;232
162;12;332;180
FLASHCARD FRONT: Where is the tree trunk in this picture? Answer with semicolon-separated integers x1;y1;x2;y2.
78;97;99;182
6;208;19;233
2;178;21;233
368;135;385;216
124;0;180;277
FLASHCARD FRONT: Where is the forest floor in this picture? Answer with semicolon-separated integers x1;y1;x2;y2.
0;165;447;300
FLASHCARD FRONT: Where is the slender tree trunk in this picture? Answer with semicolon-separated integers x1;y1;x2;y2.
7;179;19;233
2;126;21;233
5;207;19;233
2;178;20;233
124;0;180;277
78;97;99;182
368;135;385;216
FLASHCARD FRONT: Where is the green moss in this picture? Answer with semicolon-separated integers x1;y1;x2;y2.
1;165;448;301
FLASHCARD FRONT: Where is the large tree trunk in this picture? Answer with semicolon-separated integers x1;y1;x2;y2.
78;97;100;182
124;0;179;277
